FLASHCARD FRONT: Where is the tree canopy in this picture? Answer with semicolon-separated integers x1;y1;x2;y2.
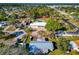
49;49;64;55
45;17;62;31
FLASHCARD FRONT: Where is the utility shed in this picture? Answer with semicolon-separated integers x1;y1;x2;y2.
29;41;54;54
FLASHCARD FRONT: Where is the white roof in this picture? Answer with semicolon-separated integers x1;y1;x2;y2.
0;24;2;27
70;41;79;52
37;38;45;42
30;22;46;27
70;41;78;48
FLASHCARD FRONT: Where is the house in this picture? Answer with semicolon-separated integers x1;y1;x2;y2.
3;25;19;34
30;22;46;30
0;21;7;27
29;41;54;54
69;40;79;52
55;31;79;36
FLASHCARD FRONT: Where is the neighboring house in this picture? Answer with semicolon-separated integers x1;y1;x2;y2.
3;27;26;43
30;22;46;30
29;41;54;54
69;40;79;52
3;25;19;34
55;19;79;36
55;31;79;36
0;21;7;27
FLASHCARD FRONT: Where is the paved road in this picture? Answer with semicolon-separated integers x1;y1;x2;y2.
48;6;79;31
63;19;79;30
47;6;74;18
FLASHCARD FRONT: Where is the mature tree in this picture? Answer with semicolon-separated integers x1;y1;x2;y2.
56;37;69;52
26;33;30;44
45;17;62;31
69;50;78;55
0;12;6;21
7;13;17;23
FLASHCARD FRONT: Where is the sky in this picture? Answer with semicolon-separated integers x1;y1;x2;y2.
0;0;79;3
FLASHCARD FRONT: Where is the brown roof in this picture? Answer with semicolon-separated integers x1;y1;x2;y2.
74;40;79;46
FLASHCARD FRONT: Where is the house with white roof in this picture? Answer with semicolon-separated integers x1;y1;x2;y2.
69;40;79;52
0;21;7;27
55;31;79;36
30;22;46;30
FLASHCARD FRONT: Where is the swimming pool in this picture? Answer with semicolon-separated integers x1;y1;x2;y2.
12;31;24;37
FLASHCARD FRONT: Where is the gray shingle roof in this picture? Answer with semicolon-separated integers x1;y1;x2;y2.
29;41;54;53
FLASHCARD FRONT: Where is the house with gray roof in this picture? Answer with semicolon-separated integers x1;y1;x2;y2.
55;31;79;36
29;41;54;54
